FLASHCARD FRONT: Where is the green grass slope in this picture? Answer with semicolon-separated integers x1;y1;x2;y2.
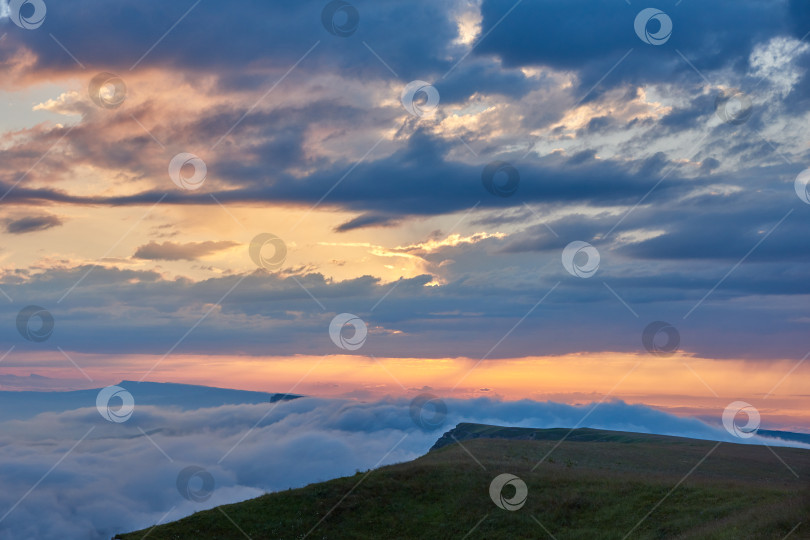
116;425;810;539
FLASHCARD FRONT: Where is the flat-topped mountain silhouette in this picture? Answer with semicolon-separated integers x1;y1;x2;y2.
0;380;300;422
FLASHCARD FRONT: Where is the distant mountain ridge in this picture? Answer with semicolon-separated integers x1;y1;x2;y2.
431;422;810;451
0;380;301;422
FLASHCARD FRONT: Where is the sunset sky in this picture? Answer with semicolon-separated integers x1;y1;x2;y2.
2;0;810;431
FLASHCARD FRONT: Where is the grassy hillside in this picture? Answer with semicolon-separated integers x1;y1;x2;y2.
116;424;810;539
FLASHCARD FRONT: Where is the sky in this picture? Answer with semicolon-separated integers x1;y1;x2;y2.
1;0;810;428
2;0;810;538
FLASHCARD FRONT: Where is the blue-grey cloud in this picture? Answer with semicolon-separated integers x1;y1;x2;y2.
475;0;804;99
0;0;809;365
133;240;239;261
5;214;62;234
4;254;810;362
334;213;401;232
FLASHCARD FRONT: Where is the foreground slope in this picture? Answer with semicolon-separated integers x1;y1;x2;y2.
117;424;810;539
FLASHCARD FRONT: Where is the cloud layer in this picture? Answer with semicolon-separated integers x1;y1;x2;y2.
1;0;809;364
0;392;802;540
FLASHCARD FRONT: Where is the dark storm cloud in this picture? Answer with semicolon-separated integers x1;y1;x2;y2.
0;128;699;216
0;0;457;82
474;0;805;98
5;0;805;100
